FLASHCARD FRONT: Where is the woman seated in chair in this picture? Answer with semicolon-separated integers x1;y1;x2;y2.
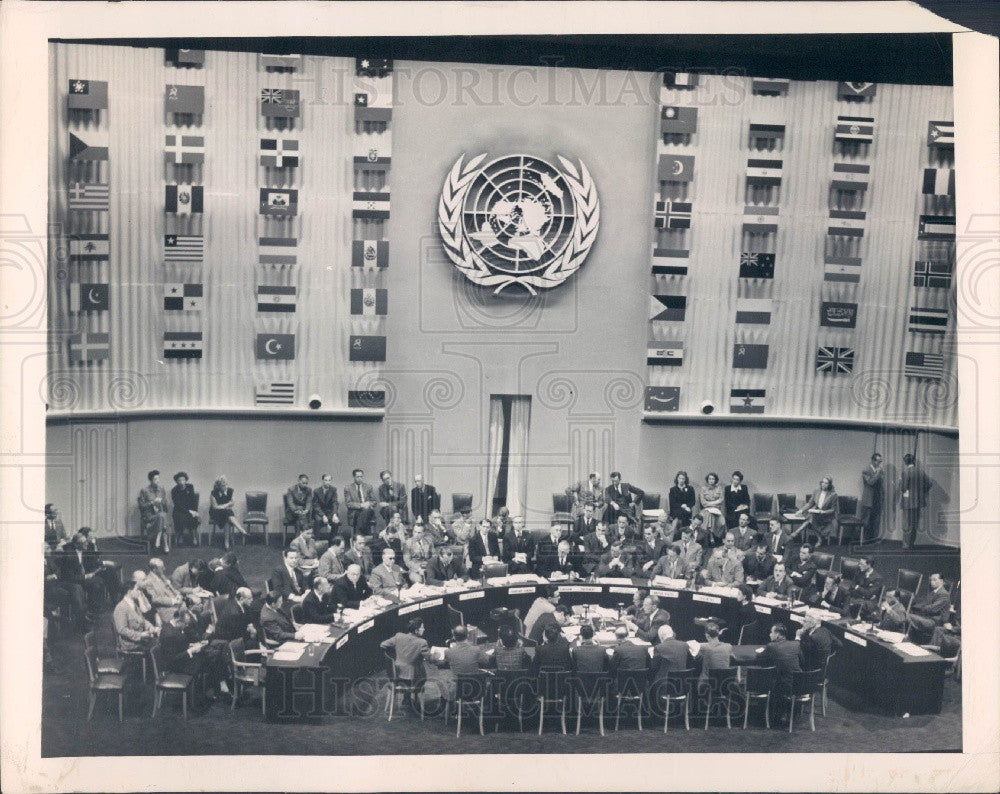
138;469;172;553
170;472;201;547
209;475;247;550
668;470;697;535
791;476;839;547
698;472;725;546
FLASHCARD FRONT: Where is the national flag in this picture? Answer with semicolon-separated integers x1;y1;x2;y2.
69;131;109;161
352;239;389;269
922;168;955;197
163;283;204;311
739;251;775;279
68;182;109;211
746;158;782;186
356;58;393;77
354;87;393;122
918;215;956;241
163;331;203;359
260;88;300;118
838;81;876;99
256;382;296;406
828;209;866;237
730;389;765;414
68;283;109;313
260;54;302;69
256;333;295;360
823;255;862;283
663;72;698;89
654;199;692;230
164;134;205;165
350;288;388;316
748;123;786;142
257;285;297;313
646;341;684;367
820;301;858;329
658;153;694;182
742;206;778;234
348;390;387;409
259;188;298;217
165;84;204;114
644;386;680;412
259;236;297;266
649;295;687;322
68;331;110;363
70;234;110;262
927;120;954;148
831;162;870;191
349;335;387;362
166;49;205;66
353;134;392;171
732;343;769;369
908;306;949;335
259;137;299;168
816;347;855;375
68;79;108;110
913;260;952;288
163;234;204;264
904;352;944;380
660;106;698;135
651;246;688;276
166;184;204;215
735;298;772;325
751;78;790;96
353;191;391;220
835;115;875;144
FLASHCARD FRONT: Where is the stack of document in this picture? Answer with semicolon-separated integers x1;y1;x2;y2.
895;642;932;656
651;576;687;589
272;641;307;662
701;585;741;599
875;629;906;644
597;576;634;585
298;624;333;643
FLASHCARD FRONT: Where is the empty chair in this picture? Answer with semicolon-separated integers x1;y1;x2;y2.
614;669;648;731
290;604;305;628
742;665;776;729
839;556;862;583
451;493;474;515
382;650;425;722
655;667;697;732
780;669;824;732
896;568;923;599
537;669;571;735
84;630;124;675
810;551;836;578
820;651;837;716
640;492;662;525
737;621;762;646
149;644;195;720
492;668;534;733
228;638;266;715
244;492;269;547
573;670;612;736
752;493;775;524
836;496;863;544
702;667;739;729
84;647;125;722
446;604;465;632
481;562;509;579
446;673;490;737
776;493;798;513
551;493;573;523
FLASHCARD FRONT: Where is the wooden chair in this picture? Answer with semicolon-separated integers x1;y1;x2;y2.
537;668;571;735
742;665;776;729
84;630;124;675
810;551;836;578
702;667;739;729
482;562;509;579
752;493;775;525
382;651;425;722
839;556;862;583
116;638;150;683
229;638;267;715
244;491;269;547
84;647;124;722
451;493;474;515
781;669;824;732
551;493;573;524
614;669;648;731
149;644;194;720
640;492;662;526
573;671;612;736
897;568;924;599
491;668;534;733
836;496;863;544
446;673;490;737
656;667;697;732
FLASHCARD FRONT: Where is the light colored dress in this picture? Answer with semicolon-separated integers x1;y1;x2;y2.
699;484;725;538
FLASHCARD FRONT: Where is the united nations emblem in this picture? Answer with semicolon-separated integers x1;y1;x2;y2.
438;153;600;293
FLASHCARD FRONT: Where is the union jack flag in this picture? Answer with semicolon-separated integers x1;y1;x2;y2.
261;88;283;104
816;346;854;375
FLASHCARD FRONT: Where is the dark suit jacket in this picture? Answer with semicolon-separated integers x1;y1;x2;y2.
410;485;440;521
158;622;200;674
759;639;802;688
604;482;644;513
668;485;697;521
861;465;884;509
899;465;930;510
762;574;795;597
537;550;582;579
572;642;609;673
574;515;600;540
212;565;249;597
532;636;573;673
852;569;884;600
799;626;837;672
743;552;776;581
283;484;313;523
377;481;407;517
609;641;650;673
652;638;691;678
58;549;101;583
632;608;671;643
723;484;752;528
582;530;616;556
300;589;338;623
765;529;792;559
311;485;339;525
260;603;297;643
425;555;467;585
269;564;306;601
44;517;69;548
331;575;373;609
214;597;254;642
787;558;818;588
503;530;536;565
467;531;501;570
804;583;849;613
633;539;666;570
528;611;560;645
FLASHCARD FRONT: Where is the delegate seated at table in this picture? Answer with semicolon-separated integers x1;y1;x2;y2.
381;618;430;687
260;592;302;643
696;621;732;682
331;565;373;609
595;542;634;578
425;547;467;585
571;624;608;672
300;577;339;624
624;595;671;643
701;534;745;586
531;623;574;674
609;627;650;673
761;562;795;598
652;624;691;680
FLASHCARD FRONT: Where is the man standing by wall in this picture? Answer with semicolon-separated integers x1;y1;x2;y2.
899;453;931;548
860;452;884;541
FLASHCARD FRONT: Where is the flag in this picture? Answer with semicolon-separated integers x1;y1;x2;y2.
835;115;874;144
69;131;108;161
742;206;778;234
356;58;393;77
660;106;698;135
751;78;790;96
354;87;393;123
748;123;786;142
68;331;109;363
70;234;110;262
646;341;684;367
163;331;203;359
913;260;952;288
163;234;203;264
735;298;772;325
828;209;866;237
259;137;299;168
68;182;109;211
922;168;955;197
838;81;876;99
644;386;680;412
68;79;108;110
927;120;954;148
739;251;775;279
257;285;297;313
831;162;870;191
165;84;204;114
166;49;205;66
823;255;862;283
164;134;205;165
353;191;391;220
166;184;204;215
348;389;387;409
730;388;765;414
649;295;687;322
908;306;948;335
352;239;389;269
260;54;302;69
663;72;698;89
69;283;109;313
353;134;392;170
746;158;782;186
256;382;296;406
820;302;858;329
163;283;203;311
260;88;300;118
349;335;386;362
733;343;769;369
259;188;298;217
816;346;855;375
256;333;295;360
259;236;297;266
904;352;944;380
654;199;692;230
651;246;688;276
657;153;694;182
918;215;956;241
350;287;388;316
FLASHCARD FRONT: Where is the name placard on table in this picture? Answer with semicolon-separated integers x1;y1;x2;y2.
692;594;722;604
844;631;868;647
335;634;349;649
420;598;444;609
459;590;485;601
508;586;538;595
398;603;420;615
755;605;772;614
358;620;375;633
558;585;603;593
608;586;638;595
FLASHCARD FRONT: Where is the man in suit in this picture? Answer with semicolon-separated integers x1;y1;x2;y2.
877;590;909;632
467;519;500;577
652;624;691;680
907;573;952;639
283;474;313;536
425;547;467;585
343;534;374;576
528;604;571;645
571;624;609;673
673;525;703;571
504;515;536;574
270;549;307;604
849;556;884;612
381;618;431;690
523;589;560;637
761;561;795;598
757;623;802;714
300;576;339;623
311;474;343;542
345;469;377;537
539;540;582;579
426;509;453;548
596;541;634;578
113;579;159;652
650;545;686;580
742;538;776;581
723;470;753;530
141;557;185;622
58;533;107;620
581;520;614;567
492;626;531;671
158;607;228;702
609;627;650;673
731;513;757;552
568;472;604;518
787;544;818;591
331;564;373;609
634;526;667;578
899;453;931;548
44;502;70;550
214;587;258;643
213;551;253;597
626;595;671;643
450;508;475;548
259;592;301;643
797;613;838;672
860;452;884;541
603;471;645;525
317;536;347;581
804;573;849;615
532;623;574;673
573;503;600;542
409;474;439;523
369;548;408;598
376;470;407;526
702;533;745;586
764;517;792;561
402;521;435;576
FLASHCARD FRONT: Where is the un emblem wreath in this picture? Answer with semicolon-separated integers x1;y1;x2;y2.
438;153;601;294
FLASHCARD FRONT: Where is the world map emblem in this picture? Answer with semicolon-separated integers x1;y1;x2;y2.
438;153;600;293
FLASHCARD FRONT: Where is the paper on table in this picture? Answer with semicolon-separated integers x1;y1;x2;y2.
782;512;801;520
628;638;651;646
895;641;932;656
278;641;307;652
876;630;906;644
272;650;304;661
429;646;447;660
594;630;617;643
686;640;701;656
652;576;688;589
598;577;634;585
